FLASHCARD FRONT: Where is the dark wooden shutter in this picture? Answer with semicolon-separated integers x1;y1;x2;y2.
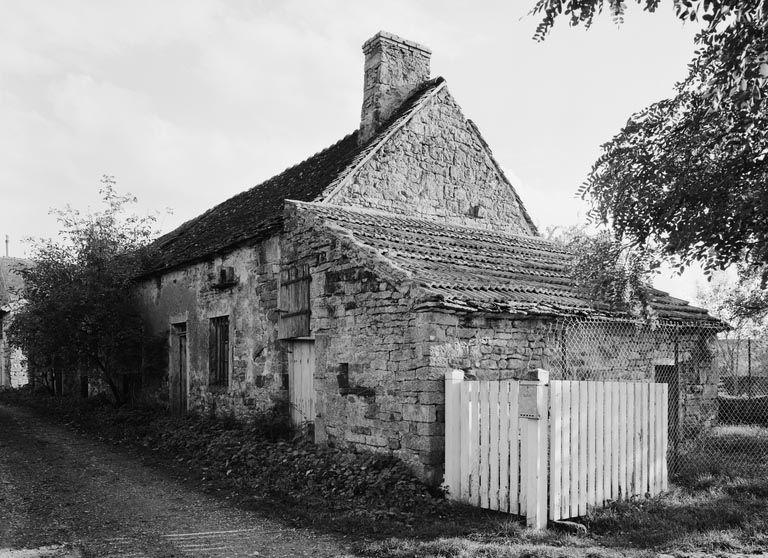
209;316;229;386
278;264;311;339
209;319;218;384
220;318;229;385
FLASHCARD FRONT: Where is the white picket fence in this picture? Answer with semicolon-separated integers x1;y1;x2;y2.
444;369;669;528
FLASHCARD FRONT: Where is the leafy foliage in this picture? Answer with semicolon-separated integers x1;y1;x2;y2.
8;177;161;402
697;266;768;333
531;1;768;109
547;226;660;318
582;91;768;278
531;1;768;280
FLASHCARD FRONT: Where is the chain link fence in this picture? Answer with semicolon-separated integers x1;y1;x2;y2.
540;316;768;483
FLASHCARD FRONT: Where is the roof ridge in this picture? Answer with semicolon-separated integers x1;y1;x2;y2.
142;80;448;275
152;131;360;250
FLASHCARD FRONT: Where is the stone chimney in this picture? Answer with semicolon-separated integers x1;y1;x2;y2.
359;31;431;144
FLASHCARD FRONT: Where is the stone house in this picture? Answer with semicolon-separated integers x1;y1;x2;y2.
136;31;722;482
0;257;30;388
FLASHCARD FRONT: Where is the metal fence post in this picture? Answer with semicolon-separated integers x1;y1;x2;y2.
520;368;550;529
444;369;464;500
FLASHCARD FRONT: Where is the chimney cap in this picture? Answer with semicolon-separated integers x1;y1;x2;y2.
362;31;432;55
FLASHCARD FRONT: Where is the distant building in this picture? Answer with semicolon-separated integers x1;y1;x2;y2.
0;257;30;388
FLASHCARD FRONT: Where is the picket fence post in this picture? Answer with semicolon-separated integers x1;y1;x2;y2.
444;369;464;500
520;368;549;529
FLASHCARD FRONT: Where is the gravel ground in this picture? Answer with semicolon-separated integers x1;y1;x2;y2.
0;404;349;557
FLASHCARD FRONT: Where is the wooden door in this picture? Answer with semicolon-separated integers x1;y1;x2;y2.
288;340;315;426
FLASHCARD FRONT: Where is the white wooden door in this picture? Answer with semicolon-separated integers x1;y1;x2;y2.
288;340;315;426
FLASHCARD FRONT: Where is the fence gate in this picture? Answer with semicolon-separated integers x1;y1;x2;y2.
548;380;668;521
444;370;669;528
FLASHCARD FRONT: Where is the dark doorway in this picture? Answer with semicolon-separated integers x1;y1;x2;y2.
654;365;680;450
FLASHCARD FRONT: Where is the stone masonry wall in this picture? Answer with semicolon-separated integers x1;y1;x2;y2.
359;32;431;143
135;237;284;417
329;86;536;236
556;321;719;438
425;314;719;449
282;205;446;482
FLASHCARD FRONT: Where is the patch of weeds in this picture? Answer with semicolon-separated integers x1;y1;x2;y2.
0;390;477;536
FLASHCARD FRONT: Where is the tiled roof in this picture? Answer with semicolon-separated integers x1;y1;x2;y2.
298;203;721;324
0;257;30;309
141;78;446;275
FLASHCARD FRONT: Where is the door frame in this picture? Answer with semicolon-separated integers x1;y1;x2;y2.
654;364;680;450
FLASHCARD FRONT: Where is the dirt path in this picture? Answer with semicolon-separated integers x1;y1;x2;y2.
0;404;350;557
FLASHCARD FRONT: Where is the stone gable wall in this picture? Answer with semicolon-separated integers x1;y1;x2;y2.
329;87;536;236
135;238;284;416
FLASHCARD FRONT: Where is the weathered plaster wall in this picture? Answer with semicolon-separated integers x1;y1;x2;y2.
329;87;536;236
135;237;284;416
0;307;28;388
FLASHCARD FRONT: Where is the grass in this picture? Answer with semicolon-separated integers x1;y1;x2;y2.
2;389;768;557
355;426;768;557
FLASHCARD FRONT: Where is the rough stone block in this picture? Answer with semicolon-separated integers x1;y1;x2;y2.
402;404;436;423
418;391;444;405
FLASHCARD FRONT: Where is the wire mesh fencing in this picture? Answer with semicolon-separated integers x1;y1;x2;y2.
539;316;768;484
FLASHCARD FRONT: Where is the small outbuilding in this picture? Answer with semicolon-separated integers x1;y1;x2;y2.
136;32;722;482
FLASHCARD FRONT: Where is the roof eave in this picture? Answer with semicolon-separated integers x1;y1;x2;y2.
136;219;283;280
414;295;727;329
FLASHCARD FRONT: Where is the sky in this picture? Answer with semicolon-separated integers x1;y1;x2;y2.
0;0;706;300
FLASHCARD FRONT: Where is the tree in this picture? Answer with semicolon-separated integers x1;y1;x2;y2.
532;1;768;109
8;177;160;403
530;0;768;281
698;265;768;325
546;225;660;318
